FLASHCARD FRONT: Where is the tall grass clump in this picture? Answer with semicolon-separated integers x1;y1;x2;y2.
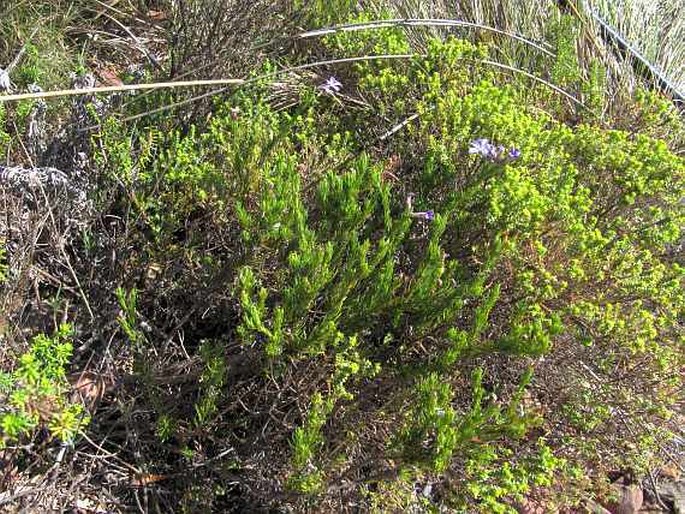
588;0;685;95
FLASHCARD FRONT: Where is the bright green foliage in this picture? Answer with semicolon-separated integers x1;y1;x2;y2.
548;15;582;88
324;11;412;58
290;392;332;494
294;0;356;26
156;414;176;443
116;287;145;349
582;58;606;116
289;334;378;493
194;341;227;426
400;372;459;472
629;89;685;146
401;367;537;473
0;1;83;163
457;441;566;513
0;324;88;447
497;303;563;356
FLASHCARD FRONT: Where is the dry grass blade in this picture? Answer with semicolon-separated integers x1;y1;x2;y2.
481;58;587;108
0;78;247;103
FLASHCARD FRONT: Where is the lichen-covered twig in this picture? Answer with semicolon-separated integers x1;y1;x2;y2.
0;165;86;202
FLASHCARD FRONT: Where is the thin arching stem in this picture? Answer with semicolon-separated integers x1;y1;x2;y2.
298;18;555;57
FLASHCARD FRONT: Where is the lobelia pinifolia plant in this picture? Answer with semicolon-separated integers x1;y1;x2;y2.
84;22;685;511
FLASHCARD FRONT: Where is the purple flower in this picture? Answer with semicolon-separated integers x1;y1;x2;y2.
468;138;496;159
469;138;522;163
319;76;342;94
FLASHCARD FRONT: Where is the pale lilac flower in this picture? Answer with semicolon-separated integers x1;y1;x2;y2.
469;138;522;163
468;138;496;159
319;76;342;94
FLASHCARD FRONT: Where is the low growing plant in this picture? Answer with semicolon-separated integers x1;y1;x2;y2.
0;324;88;447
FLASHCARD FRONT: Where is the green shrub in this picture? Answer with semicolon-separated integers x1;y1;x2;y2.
87;29;684;511
456;440;566;513
0;324;88;447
